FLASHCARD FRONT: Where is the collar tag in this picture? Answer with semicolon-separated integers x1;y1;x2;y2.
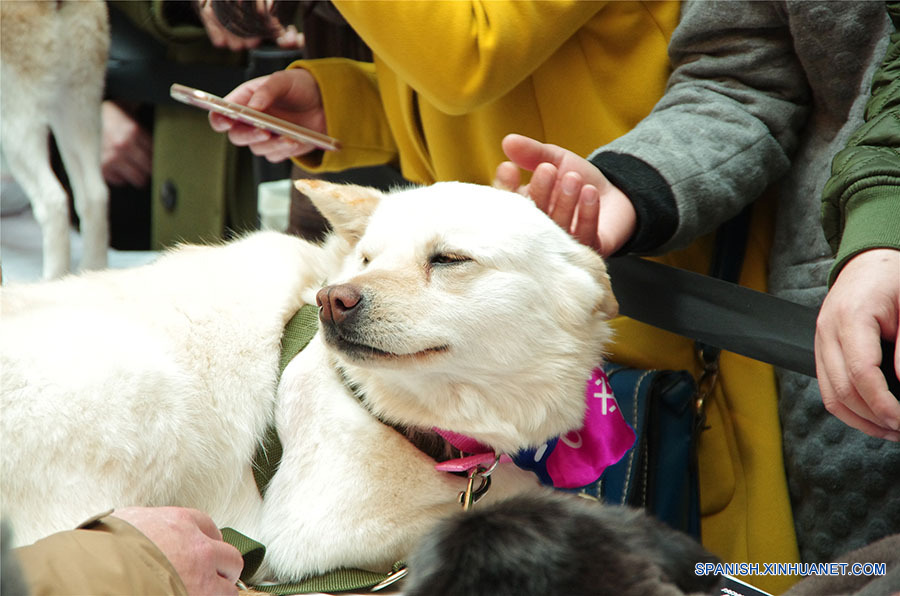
434;451;512;473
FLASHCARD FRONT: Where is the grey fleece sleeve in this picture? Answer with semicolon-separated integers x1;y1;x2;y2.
589;0;810;254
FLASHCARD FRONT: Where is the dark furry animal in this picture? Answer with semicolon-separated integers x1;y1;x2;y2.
404;492;723;596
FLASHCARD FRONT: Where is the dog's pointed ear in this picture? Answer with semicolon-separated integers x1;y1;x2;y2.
570;245;619;320
293;179;384;243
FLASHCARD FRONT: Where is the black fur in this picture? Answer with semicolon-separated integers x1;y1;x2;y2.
404;492;723;596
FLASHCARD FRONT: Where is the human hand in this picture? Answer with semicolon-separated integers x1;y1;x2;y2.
196;0;303;51
209;70;326;163
815;248;900;441
101;101;152;188
111;506;244;595
196;0;262;51
495;134;636;257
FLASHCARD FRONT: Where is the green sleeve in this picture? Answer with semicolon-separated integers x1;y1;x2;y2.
822;2;900;286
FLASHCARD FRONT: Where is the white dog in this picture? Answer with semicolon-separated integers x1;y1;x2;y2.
0;0;109;279
0;180;617;581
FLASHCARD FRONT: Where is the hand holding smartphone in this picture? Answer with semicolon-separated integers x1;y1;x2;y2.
170;83;341;152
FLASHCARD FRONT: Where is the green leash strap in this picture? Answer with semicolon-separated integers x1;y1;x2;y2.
221;527;267;581
222;527;403;594
278;304;321;376
252;304;320;496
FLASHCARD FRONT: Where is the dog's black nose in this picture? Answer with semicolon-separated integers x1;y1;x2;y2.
317;284;363;325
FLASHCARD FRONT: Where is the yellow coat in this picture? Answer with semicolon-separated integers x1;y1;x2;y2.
292;2;799;592
293;0;680;185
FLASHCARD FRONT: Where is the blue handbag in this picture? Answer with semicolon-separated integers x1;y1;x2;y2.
580;209;758;539
581;364;701;539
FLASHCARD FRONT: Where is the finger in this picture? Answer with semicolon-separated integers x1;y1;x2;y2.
815;327;838;414
277;25;304;49
821;398;900;441
493;161;521;193
247;136;307;161
185;508;224;542
572;185;600;248
228;124;272;147
893;319;900;392
205;26;227;48
548;171;581;231
246;73;291;112
594;187;637;257
227;35;260;52
896;338;900;382
222;78;268;106
214;577;239;596
841;320;900;430
214;541;245;584
263;138;312;163
209;111;235;133
118;160;149;188
528;162;558;214
133;133;153;166
123;148;152;183
103;169;127;187
816;329;899;438
501;133;566;171
815;328;880;426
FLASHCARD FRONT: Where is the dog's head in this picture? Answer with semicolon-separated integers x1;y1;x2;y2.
297;180;618;454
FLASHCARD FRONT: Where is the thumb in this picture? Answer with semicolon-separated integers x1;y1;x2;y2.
501;134;566;172
595;190;638;257
247;85;276;112
245;71;301;111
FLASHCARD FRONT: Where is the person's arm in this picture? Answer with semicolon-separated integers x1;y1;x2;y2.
498;1;811;255
332;1;601;115
208;63;398;172
13;508;242;596
589;0;810;254
821;2;900;285
816;2;900;440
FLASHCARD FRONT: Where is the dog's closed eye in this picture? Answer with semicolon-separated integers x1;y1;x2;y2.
429;253;472;266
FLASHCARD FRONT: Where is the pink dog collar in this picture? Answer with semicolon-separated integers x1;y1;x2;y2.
434;367;635;489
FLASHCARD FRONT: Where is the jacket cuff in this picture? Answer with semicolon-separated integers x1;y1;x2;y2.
588;152;677;254
829;184;900;285
14;514;188;596
287;58;398;173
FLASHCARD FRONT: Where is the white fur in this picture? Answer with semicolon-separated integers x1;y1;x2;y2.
0;181;617;580
0;1;109;279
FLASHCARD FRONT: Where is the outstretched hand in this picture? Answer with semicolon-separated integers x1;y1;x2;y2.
815;248;900;441
208;69;326;163
495;134;637;257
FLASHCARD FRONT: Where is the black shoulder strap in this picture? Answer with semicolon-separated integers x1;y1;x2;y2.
607;253;817;377
606;214;899;396
608;203;815;378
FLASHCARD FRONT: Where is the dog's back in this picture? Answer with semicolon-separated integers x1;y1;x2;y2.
0;1;109;278
0;232;335;546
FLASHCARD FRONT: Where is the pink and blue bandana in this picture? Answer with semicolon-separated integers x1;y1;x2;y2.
435;366;636;489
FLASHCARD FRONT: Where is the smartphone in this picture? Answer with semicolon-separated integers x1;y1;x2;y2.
170;83;341;152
